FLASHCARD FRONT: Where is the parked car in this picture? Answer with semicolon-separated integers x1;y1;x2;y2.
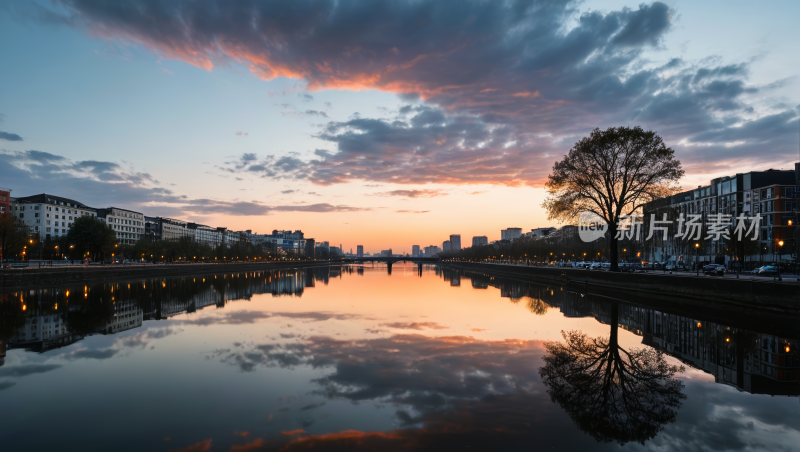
703;264;725;276
756;266;778;276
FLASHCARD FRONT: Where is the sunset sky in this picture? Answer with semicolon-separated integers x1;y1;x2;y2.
1;0;798;253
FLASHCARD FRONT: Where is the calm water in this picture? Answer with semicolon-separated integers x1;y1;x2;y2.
1;263;798;451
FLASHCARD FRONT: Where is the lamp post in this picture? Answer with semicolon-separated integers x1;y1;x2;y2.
695;243;700;276
777;240;783;281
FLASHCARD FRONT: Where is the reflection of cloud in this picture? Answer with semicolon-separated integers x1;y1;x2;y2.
63;348;118;361
0;381;17;391
380;322;448;330
178;311;361;327
0;364;61;377
117;327;182;348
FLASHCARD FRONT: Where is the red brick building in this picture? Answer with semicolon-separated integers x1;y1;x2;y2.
0;187;10;214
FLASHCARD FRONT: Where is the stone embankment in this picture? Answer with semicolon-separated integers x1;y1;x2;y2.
0;261;334;291
442;262;800;314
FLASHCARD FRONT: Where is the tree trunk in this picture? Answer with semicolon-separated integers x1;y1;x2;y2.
609;303;620;352
609;222;619;272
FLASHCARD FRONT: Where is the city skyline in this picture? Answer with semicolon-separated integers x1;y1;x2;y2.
1;0;799;253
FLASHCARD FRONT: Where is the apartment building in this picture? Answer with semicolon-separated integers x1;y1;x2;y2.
96;207;145;246
12;193;97;240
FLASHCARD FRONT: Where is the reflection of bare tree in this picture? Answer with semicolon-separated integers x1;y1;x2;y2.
526;297;548;316
539;303;686;445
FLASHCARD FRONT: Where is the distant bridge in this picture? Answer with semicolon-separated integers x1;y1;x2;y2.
340;257;440;263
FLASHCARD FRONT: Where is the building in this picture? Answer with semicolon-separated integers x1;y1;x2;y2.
96;207;145;246
501;227;523;241
0;187;10;214
305;238;316;258
380;249;393;257
411;245;420;257
442;240;451;251
529;227;557;239
357;245;364;257
12;193;97;240
145;216;192;242
644;166;800;263
423;245;441;257
472;236;488;247
450;234;461;251
252;230;307;252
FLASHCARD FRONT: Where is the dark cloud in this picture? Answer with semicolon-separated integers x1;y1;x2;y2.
0;381;17;391
26;0;796;185
1;150;371;216
298;93;314;102
304;110;328;118
372;189;447;198
0;131;23;141
380;322;448;330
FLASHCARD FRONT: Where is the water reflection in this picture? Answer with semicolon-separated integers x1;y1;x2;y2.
540;302;686;445
0;264;797;451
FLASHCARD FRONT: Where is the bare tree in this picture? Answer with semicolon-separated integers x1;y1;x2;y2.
543;127;683;271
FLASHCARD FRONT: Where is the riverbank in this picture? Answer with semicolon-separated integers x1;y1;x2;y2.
442;262;800;315
0;261;339;291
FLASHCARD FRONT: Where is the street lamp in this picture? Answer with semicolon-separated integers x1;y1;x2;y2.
695;243;700;276
777;240;784;280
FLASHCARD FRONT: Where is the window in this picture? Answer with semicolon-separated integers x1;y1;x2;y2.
786;187;795;198
19;213;24;218
35;213;39;217
34;205;39;210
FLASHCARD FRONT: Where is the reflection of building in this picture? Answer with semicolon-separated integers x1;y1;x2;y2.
100;299;143;334
8;268;338;354
617;306;799;396
12;193;98;240
448;269;799;396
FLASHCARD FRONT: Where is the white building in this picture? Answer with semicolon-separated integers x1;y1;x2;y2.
501;227;522;241
96;207;145;246
12;194;97;240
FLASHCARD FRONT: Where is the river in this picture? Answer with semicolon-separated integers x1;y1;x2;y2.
1;263;798;451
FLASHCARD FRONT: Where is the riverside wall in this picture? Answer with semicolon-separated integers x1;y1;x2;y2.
0;262;337;291
443;262;800;314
